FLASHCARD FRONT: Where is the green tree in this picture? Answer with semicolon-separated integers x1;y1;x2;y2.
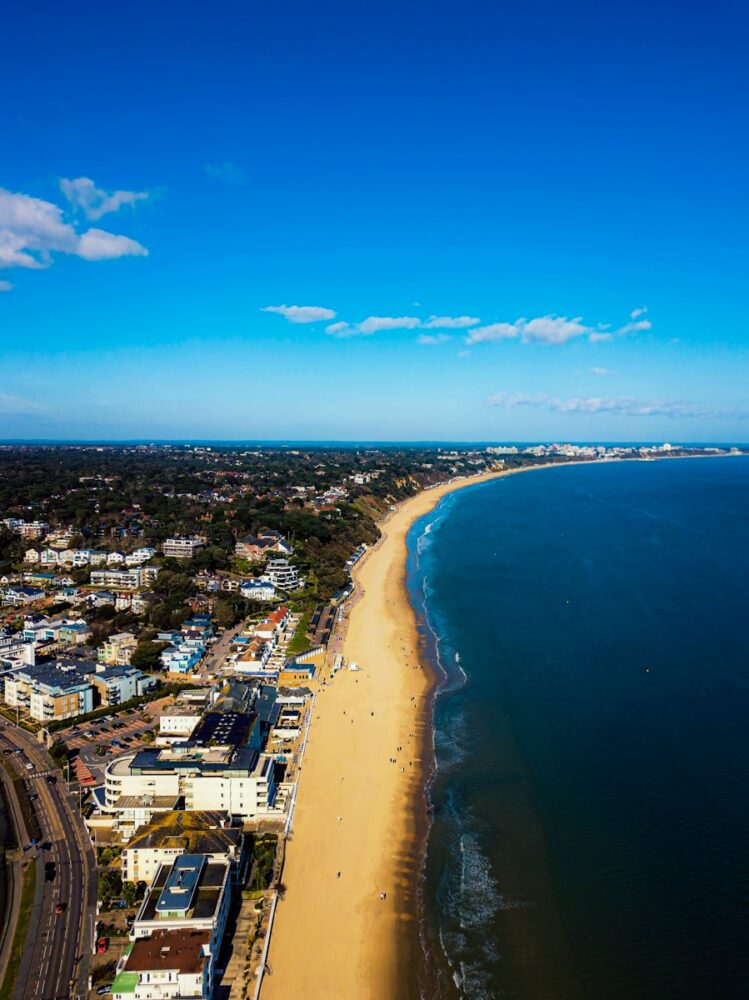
130;640;168;670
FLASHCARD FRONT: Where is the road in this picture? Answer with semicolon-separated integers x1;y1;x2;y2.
0;723;95;1000
193;624;245;680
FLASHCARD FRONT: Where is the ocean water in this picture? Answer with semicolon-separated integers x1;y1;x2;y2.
408;458;749;1000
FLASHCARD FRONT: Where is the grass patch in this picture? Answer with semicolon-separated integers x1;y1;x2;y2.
0;857;36;997
286;613;311;656
247;833;278;891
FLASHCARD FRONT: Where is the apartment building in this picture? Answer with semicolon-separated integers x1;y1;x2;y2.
121;810;242;884
158;689;214;743
103;742;277;831
263;558;304;591
91;665;156;707
112;930;211;1000
162;537;205;560
98;631;138;666
19;521;49;539
90;566;159;590
4;661;94;722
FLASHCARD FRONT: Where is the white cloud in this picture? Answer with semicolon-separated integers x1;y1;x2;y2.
465;322;519;344
467;309;652;347
77;229;148;261
60;177;148;220
324;315;425;338
0;279;12;292
421;315;480;329
466;315;593;346
417;333;452;346
591;367;615;376
0;391;46;415
615;319;652;336
262;304;337;323
327;314;432;337
489;392;740;418
630;306;647;319
204;161;247;184
0;187;148;271
356;315;421;334
325;321;355;337
522;315;593;344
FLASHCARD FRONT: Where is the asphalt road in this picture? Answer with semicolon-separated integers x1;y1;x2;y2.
0;724;95;1000
193;625;244;680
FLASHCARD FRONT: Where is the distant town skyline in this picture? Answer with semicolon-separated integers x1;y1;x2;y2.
2;0;747;441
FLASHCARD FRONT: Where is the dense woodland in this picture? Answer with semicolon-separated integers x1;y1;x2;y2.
0;445;500;635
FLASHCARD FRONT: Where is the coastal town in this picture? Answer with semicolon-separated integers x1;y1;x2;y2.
0;441;742;1000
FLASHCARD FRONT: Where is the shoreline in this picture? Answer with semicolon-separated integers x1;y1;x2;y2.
260;453;743;999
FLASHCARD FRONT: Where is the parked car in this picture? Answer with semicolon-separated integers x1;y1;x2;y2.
96;936;109;954
96;986;112;996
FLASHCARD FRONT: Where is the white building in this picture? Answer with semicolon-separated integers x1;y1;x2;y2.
131;855;231;982
90;566;159;590
103;744;277;834
120;811;242;885
112;929;211;1000
239;579;276;602
263;558;304;592
162;537;205;560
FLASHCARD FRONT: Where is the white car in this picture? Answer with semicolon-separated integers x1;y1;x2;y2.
25;762;34;771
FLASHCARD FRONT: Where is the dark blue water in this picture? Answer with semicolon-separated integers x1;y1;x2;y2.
410;458;749;1000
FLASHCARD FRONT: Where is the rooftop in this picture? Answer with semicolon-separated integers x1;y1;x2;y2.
123;929;209;974
125;810;241;854
189;711;254;748
138;855;228;924
156;854;205;914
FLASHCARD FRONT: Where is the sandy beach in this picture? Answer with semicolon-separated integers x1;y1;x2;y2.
261;469;510;1000
260;454;740;999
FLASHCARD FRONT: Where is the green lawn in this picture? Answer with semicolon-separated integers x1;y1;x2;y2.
286;611;312;656
0;857;36;997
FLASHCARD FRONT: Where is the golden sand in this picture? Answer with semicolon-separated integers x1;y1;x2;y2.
261;470;509;1000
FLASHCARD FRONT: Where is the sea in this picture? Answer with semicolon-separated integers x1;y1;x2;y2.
407;457;749;1000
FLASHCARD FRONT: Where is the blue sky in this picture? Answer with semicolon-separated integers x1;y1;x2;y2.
1;0;747;441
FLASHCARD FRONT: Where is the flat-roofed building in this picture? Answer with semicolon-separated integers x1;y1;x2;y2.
104;744;277;831
98;631;138;666
111;929;211;999
91;665;156;707
157;689;213;744
121;810;242;885
162;537;205;560
91;568;145;591
132;855;231;969
4;661;94;721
